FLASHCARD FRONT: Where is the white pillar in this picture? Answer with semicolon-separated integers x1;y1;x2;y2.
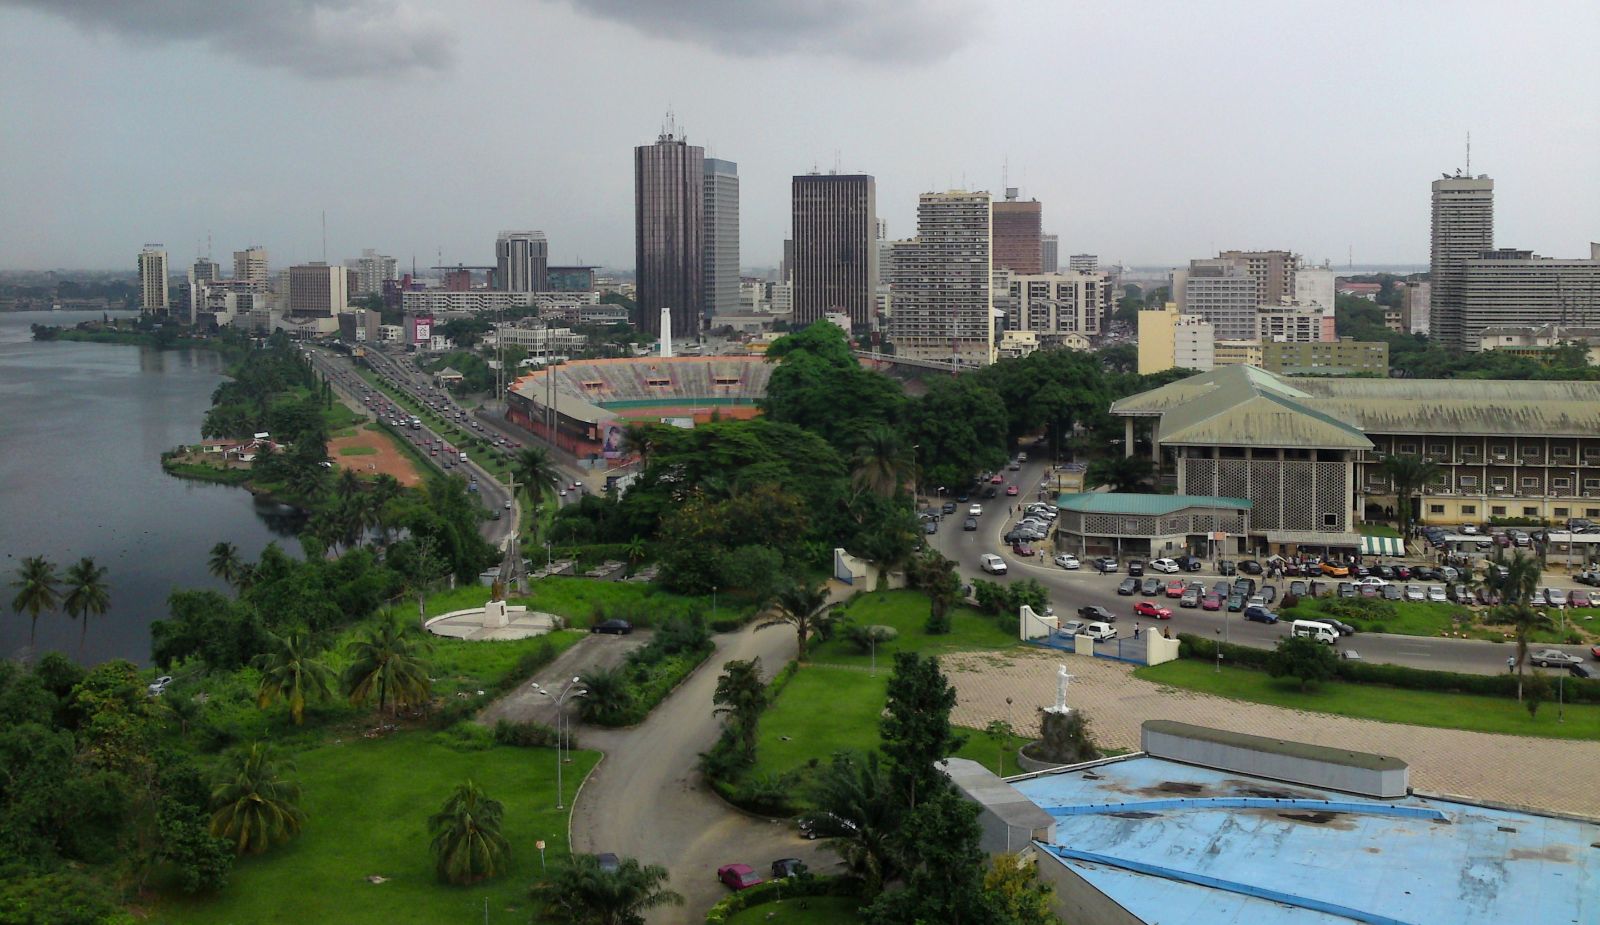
660;307;673;358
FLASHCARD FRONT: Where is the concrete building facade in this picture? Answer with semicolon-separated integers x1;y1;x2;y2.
702;158;740;322
1429;173;1495;348
1460;245;1600;349
1217;249;1297;305
1068;254;1098;273
287;263;349;318
1172;260;1260;340
1292;265;1335;311
1261;339;1389;375
792;172;878;329
993;270;1108;344
354;249;397;296
232;246;267;285
991;189;1042;274
1040;233;1059;273
887;190;993;366
138;247;169;314
634;129;704;339
1256;304;1336;343
495;231;549;293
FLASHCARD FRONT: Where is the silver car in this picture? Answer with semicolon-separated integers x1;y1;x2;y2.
1404;584;1425;602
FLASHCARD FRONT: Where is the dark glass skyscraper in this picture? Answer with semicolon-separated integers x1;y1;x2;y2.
792;172;877;328
635;130;704;339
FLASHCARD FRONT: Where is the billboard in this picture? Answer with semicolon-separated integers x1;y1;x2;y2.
602;424;623;459
409;314;434;345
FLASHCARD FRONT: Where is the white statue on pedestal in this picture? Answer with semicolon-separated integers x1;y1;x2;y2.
1048;663;1074;714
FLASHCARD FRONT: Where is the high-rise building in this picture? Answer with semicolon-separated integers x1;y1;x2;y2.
355;249;397;296
138;246;169;314
191;257;221;283
701;158;740;322
888;190;993;366
792;172;879;329
1402;281;1432;334
779;238;795;284
1292;265;1336;311
233;246;267;285
991;188;1042;274
1068;254;1098;273
1171;259;1259;340
1429;173;1495;348
496;231;549;293
1040;234;1059;273
1217;249;1297;305
288;262;350;317
635;127;704;338
1460;245;1600;349
993;270;1109;342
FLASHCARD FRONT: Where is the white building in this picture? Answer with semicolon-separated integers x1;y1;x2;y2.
1172;259;1259;340
1068;254;1098;273
401;290;538;314
233;246;267;285
490;324;589;353
287;263;350;318
1292;265;1336;311
887;190;993;366
138;246;169;315
1256;304;1335;343
1173;315;1216;370
703;158;741;321
993;270;1109;344
353;249;397;296
496;231;548;292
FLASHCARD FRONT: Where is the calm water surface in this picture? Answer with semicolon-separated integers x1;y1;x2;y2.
0;311;302;665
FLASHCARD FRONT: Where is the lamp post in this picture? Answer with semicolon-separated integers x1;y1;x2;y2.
531;677;587;808
911;445;921;518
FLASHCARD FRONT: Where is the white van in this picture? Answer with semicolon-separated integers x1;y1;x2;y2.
1291;619;1339;645
980;554;1007;575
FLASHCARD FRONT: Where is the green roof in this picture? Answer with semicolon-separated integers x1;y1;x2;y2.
1055;493;1252;516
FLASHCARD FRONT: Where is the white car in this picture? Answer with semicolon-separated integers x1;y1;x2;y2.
1404;585;1425;601
980;554;1007;574
1354;576;1388;587
1426;585;1447;603
1083;621;1118;641
1542;588;1568;607
147;675;174;697
1149;558;1180;574
1460;524;1480;535
1054;553;1080;570
969;504;984;517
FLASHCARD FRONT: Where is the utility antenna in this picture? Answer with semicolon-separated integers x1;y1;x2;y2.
321;210;327;262
207;231;212;260
1466;130;1471;175
1002;155;1009;192
1348;244;1354;269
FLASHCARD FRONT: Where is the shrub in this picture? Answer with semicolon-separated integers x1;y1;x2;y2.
842;623;898;654
703;874;864;924
435;721;495;751
729;771;801;816
491;719;561;748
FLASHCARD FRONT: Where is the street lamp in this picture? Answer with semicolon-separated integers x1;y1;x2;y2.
911;445;921;517
531;677;587;808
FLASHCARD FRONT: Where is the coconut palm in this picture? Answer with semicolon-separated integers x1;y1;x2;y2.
536;853;683;925
515;446;558;507
1497;603;1554;701
757;579;833;661
1378;454;1441;538
620;422;658;470
342;618;432;716
369;474;403;543
62;557;110;652
428;779;511;885
576;665;632;724
208;541;244;589
801;750;904;896
10;556;60;646
253;631;335;725
711;658;769;762
208;743;305;855
850;425;913;499
622;536;647;568
334;467;363;502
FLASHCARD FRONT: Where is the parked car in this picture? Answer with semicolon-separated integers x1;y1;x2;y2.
1082;622;1118;640
1202;594;1222;611
717;864;765;891
1139;577;1161;595
1243;606;1279;624
1354;576;1388;587
771;858;807;879
1289;580;1308;598
1335;582;1355;599
1339;649;1362;661
1174;554;1203;571
1322;618;1356;636
1179;590;1200;609
1057;620;1086;638
942;501;957;514
1426;585;1448;603
591;619;634;635
924;521;938;535
980;554;1007;574
1238;559;1263;575
1260;585;1278;604
1320;561;1351;577
1126;560;1145;577
1232;578;1256;597
1227;593;1245;612
1117;578;1139;595
1375;565;1396;580
1530;649;1583;668
1212;581;1232;597
1093;557;1119;573
1382;584;1403;600
1011;543;1035;557
1569;590;1593;608
1054;553;1080;570
1150;558;1180;574
1542;588;1569;607
1134;600;1173;619
1217;560;1238;576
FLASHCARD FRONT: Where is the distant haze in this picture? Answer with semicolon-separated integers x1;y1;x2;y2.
1;0;1596;271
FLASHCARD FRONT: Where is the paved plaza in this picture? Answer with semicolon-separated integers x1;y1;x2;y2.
941;648;1600;819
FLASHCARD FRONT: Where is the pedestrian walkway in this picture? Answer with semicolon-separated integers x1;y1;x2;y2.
941;648;1600;819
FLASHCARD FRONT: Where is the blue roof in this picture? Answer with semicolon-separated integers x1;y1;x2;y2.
1055;493;1252;516
1013;756;1597;925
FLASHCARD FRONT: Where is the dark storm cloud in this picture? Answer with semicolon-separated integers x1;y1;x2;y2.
561;0;979;63
2;0;457;78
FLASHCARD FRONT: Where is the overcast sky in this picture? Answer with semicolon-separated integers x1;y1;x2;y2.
2;0;1596;272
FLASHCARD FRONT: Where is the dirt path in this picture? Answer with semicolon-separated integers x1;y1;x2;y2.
942;648;1600;819
328;424;423;486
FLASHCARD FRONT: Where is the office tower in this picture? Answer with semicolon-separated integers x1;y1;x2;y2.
1402;281;1432;334
792;172;879;328
1429;173;1495;348
287;262;350;317
355;249;397;295
888;190;993;365
702;158;740;322
1171;259;1259;340
993;270;1109;340
1460;246;1600;349
233;245;267;284
779;239;795;283
496;231;549;293
1040;234;1059;273
991;188;1041;273
138;246;169;314
1292;265;1336;311
191;257;221;283
635;126;704;338
1068;254;1098;273
1217;249;1296;305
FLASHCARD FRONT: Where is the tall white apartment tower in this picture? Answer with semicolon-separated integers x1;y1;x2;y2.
1429;173;1494;348
496;231;549;293
1040;234;1059;273
232;246;267;285
888;190;993;366
702;158;740;322
355;249;397;296
138;246;169;314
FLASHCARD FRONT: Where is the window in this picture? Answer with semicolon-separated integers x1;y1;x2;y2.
1586;479;1600;490
1553;447;1571;459
1522;445;1540;457
1554;478;1571;488
1493;506;1507;516
1322;513;1339;527
1460;475;1478;487
1492;477;1508;489
1428;504;1445;514
1521;477;1540;488
1492;445;1509;458
1523;507;1538;517
1462;505;1477;515
1398;443;1416;454
1554;508;1569;517
1588;508;1600;517
1429;444;1446;455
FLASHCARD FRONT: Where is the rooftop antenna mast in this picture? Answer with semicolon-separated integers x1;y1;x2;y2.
321;210;327;262
1466;130;1471;175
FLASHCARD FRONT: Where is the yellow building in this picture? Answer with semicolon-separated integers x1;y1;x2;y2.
1137;303;1180;374
1213;340;1263;366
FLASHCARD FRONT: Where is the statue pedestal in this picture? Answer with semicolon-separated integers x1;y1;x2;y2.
484;599;508;628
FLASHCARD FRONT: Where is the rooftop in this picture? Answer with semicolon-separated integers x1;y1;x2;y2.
1015;754;1599;925
1055;493;1251;516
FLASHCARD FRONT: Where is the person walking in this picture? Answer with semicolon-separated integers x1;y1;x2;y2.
1506;655;1515;674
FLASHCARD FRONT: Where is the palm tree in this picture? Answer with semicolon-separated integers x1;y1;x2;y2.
429;779;511;885
334;467;363;502
757;580;832;661
515;446;558;507
623;536;647;568
1378;454;1441;538
208;541;244;589
1488;552;1549;700
619;422;658;470
253;631;336;725
576;665;632;723
535;853;683;925
801;750;904;896
711;658;769;763
343;619;432;716
10;556;60;646
369;474;402;544
1084;455;1153;493
62;557;110;652
1497;603;1553;701
208;743;305;855
850;426;912;498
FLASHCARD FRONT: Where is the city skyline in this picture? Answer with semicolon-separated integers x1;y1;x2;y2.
1;0;1597;270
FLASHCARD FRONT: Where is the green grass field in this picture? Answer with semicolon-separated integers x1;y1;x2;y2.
1357;524;1402;538
753;666;887;780
152;737;598;925
726;896;865;923
519;575;748;628
808;590;1014;666
1134;659;1600;740
1282;597;1586;645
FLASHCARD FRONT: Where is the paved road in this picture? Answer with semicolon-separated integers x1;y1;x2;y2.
570;622;840;923
476;631;652;728
927;457;1595;676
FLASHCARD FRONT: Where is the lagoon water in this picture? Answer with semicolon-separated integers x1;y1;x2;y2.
0;311;303;665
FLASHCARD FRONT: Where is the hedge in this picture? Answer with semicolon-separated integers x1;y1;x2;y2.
1176;633;1600;704
704;875;864;924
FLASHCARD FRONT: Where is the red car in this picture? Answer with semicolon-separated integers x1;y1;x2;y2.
717;864;764;891
1164;580;1186;599
990;474;1005;484
1011;543;1035;557
1005;485;1019;496
1134;600;1173;619
1591;644;1600;660
1201;594;1222;611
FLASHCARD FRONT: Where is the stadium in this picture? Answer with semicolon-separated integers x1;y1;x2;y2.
506;355;772;461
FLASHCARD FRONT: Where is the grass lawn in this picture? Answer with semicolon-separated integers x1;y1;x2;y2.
808;590;1014;666
1134;658;1600;741
726;896;866;923
1283;598;1587;645
949;724;1035;778
337;445;378;456
753;666;887;780
153;737;598;925
519;575;752;628
1357;524;1402;538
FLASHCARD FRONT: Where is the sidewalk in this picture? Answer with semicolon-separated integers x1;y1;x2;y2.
941;647;1600;819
